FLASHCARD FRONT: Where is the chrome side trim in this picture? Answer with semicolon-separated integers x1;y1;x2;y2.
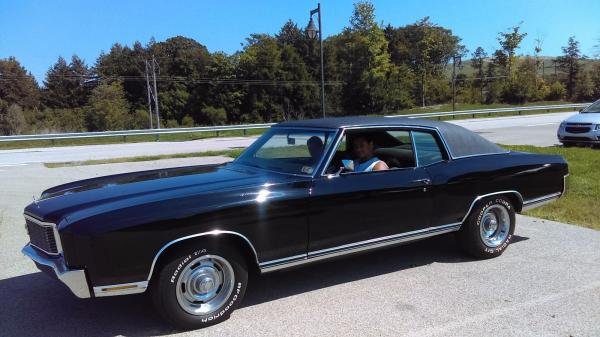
146;230;259;284
260;222;461;273
21;243;91;298
460;190;524;223
24;214;63;255
522;192;562;211
258;254;307;270
93;281;148;297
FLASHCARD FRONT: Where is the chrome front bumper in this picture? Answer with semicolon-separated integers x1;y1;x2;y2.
22;243;91;298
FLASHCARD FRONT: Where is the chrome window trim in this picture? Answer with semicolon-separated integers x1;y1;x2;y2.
318;125;451;177
451;151;510;160
234;126;339;179
24;214;63;256
410;130;420;167
259;222;462;273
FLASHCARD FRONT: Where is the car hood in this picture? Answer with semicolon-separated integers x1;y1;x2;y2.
563;113;600;124
24;163;295;225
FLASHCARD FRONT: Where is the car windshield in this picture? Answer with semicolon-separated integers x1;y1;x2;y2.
583;100;600;113
234;128;336;175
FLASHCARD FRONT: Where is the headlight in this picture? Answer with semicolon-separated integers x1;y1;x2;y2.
596;124;600;130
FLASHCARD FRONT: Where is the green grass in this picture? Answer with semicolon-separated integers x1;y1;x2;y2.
0;128;266;150
44;148;245;168
504;145;600;230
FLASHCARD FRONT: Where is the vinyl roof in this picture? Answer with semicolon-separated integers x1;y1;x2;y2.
275;116;508;158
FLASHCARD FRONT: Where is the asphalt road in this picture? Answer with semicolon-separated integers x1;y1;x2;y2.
0;112;574;166
0;157;599;337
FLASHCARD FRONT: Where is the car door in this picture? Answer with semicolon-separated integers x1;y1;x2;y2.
307;128;434;253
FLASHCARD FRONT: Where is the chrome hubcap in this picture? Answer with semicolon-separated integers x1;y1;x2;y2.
175;255;234;315
480;205;510;247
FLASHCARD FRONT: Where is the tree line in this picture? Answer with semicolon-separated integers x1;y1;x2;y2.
1;1;599;135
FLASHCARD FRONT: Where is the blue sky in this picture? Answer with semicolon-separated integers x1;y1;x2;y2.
1;0;599;83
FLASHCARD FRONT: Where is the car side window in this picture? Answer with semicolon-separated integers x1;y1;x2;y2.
412;131;445;166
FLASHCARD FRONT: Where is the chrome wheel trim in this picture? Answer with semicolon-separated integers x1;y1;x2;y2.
479;204;510;248
175;254;235;315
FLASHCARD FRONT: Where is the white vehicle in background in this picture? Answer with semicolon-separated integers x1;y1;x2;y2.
557;99;600;147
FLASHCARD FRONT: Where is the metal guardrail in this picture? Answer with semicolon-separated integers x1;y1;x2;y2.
0;103;589;143
385;103;589;119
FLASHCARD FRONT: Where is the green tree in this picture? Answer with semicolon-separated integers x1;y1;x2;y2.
0;101;26;135
385;17;462;106
471;47;488;102
556;36;582;99
0;57;40;108
496;24;527;75
330;1;414;114
94;41;148;107
86;81;130;131
590;63;600;98
42;55;91;108
574;70;595;101
150;36;212;123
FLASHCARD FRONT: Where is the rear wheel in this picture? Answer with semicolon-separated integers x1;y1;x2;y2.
457;196;515;258
152;243;248;330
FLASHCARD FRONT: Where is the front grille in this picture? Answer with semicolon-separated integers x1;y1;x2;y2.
562;136;593;141
565;126;591;133
25;216;59;255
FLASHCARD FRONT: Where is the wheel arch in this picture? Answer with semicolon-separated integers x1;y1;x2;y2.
461;190;523;224
147;230;260;284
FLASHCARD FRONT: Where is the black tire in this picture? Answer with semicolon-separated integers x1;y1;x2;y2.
151;242;248;330
562;142;573;148
457;196;515;259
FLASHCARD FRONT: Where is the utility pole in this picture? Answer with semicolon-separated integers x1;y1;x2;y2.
145;60;153;129
307;3;325;118
452;55;461;111
151;55;161;129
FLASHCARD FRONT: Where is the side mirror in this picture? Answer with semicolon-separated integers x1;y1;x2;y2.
341;159;354;172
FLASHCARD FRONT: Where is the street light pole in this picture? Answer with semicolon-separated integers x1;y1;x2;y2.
307;3;325;118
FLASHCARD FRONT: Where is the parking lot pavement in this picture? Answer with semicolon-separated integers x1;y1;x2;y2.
0;158;599;337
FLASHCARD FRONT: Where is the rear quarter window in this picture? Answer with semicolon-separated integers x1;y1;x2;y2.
413;131;445;166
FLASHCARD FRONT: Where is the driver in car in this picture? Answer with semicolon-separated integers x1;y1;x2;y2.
307;136;324;163
352;134;389;172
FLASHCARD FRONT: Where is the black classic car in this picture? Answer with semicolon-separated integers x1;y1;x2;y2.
22;117;568;329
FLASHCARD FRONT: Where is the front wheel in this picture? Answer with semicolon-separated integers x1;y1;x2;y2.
457;196;515;258
152;244;248;330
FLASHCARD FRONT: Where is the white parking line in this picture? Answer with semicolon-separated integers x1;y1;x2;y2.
0;163;30;167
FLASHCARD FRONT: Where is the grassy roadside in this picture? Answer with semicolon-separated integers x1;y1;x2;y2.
504;145;599;230
44;148;245;168
0;128;266;150
1;101;578;150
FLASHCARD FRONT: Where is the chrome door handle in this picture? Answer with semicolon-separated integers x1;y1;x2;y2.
412;178;432;185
